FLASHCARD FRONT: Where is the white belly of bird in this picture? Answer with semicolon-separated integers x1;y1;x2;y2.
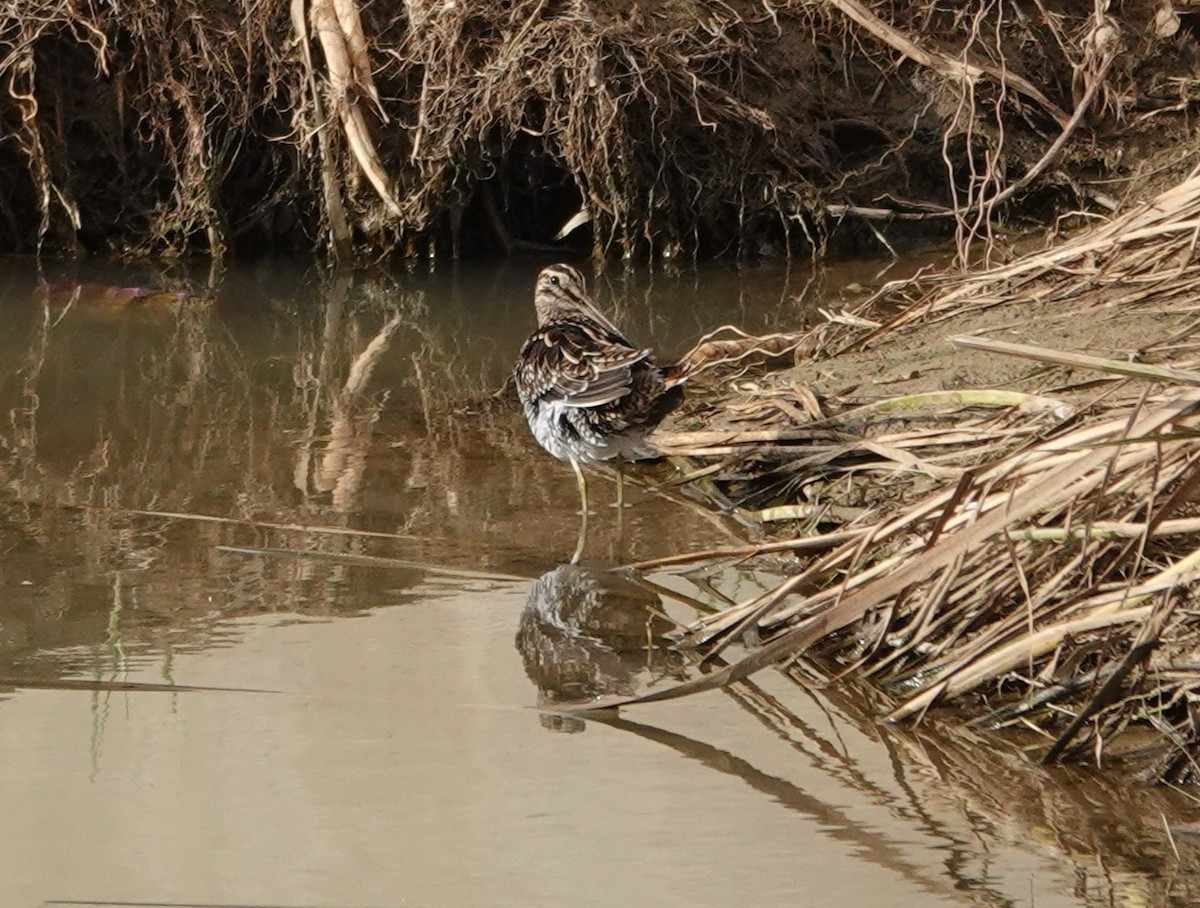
525;399;654;465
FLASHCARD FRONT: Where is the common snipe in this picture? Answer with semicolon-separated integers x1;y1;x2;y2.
514;264;683;563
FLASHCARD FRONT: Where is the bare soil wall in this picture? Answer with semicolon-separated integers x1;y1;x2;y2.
2;1;1199;261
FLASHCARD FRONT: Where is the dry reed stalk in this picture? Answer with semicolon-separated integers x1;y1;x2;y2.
834;169;1200;349
584;170;1200;778
216;545;528;583
589;386;1200;778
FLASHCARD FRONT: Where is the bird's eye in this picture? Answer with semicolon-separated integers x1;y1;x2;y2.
549;275;560;286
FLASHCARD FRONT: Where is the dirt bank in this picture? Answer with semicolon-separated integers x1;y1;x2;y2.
3;1;1200;261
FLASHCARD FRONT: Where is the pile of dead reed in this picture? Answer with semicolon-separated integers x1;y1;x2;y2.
602;169;1200;782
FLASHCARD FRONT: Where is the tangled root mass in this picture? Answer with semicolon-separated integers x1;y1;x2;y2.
0;1;1195;261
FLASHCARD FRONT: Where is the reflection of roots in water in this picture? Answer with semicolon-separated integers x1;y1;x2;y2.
293;278;414;511
1;265;744;573
0;270;729;698
4;273;430;518
0;277;435;683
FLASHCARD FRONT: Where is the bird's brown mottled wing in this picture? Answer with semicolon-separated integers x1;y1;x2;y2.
517;321;651;408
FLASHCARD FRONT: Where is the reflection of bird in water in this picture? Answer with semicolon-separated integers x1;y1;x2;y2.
514;264;684;563
515;564;682;732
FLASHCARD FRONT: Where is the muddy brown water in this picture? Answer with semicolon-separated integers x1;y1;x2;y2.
1;256;1198;908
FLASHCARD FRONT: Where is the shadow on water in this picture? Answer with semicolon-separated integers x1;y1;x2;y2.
1;256;1199;906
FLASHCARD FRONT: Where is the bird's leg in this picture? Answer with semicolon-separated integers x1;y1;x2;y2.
570;457;588;564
